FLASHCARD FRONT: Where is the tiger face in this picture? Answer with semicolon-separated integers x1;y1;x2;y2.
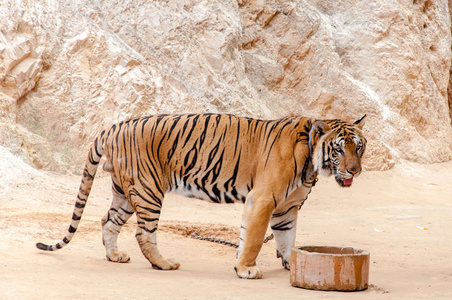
311;115;367;187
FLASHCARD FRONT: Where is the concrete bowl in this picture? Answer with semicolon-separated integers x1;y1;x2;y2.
290;246;370;291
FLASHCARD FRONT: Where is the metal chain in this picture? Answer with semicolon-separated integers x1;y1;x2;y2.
191;233;239;248
263;233;274;243
191;233;274;248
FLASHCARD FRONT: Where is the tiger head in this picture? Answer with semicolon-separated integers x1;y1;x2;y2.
309;115;367;187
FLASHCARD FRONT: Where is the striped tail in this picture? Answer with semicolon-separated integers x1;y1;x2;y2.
36;131;105;251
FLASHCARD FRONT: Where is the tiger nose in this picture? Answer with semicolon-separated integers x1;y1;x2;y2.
347;168;359;176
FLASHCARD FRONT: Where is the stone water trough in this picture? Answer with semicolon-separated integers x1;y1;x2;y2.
290;246;370;291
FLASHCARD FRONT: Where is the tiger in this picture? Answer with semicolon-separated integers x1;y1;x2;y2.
36;113;367;279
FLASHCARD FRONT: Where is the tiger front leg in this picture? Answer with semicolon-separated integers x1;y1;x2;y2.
235;192;274;279
133;198;180;270
270;205;299;270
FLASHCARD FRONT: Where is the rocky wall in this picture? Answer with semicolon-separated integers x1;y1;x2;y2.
0;0;451;173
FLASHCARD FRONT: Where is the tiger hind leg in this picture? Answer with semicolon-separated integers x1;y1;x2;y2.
102;176;134;263
132;193;180;270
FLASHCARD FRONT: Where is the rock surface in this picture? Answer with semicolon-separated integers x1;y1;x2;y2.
0;0;451;173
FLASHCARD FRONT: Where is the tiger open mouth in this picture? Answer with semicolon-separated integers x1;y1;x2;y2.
335;176;354;187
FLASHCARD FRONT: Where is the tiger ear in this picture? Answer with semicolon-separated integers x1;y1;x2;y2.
308;120;331;155
353;115;366;130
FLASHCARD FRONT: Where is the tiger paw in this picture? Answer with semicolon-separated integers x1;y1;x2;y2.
234;265;263;279
281;258;290;270
151;258;180;270
276;250;290;270
106;251;130;263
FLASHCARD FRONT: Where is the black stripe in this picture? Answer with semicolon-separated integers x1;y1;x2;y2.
113;182;124;195
93;136;102;159
83;168;94;180
210;149;225;183
301;155;312;182
119;207;134;215
75;201;85;209
183;115;200;147
231;187;239;200
224;194;234;204
224;152;241;191
212;184;221;202
167;131;180;161
136;204;161;215
140;217;160;222
272;205;298;218
198;115;211;148
140;225;157;234
206;136;222;167
271;219;294;231
184;143;198;174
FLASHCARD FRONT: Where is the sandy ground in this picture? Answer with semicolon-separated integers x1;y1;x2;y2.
1;146;451;299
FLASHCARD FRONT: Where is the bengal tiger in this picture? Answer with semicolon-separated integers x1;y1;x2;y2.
36;113;367;279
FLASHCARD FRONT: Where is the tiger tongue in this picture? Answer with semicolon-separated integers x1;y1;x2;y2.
343;178;353;186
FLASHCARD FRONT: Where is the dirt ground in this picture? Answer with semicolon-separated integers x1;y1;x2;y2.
1;147;451;299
